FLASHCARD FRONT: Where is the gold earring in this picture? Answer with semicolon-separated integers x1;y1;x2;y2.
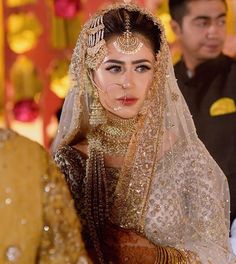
89;90;106;127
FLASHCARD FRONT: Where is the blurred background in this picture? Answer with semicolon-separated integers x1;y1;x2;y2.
0;0;236;148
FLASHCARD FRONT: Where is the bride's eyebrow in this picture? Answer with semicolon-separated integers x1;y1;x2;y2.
104;59;124;64
132;59;151;64
104;59;151;65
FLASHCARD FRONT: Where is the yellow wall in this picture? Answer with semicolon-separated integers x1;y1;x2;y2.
227;0;236;34
0;0;4;125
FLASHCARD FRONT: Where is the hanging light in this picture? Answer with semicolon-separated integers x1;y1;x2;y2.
7;13;42;54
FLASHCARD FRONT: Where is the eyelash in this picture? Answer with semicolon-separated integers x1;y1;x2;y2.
105;65;121;72
136;65;151;72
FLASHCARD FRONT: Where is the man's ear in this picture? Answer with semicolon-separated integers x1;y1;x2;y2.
170;20;182;37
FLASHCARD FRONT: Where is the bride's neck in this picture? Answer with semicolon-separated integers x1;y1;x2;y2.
88;111;138;156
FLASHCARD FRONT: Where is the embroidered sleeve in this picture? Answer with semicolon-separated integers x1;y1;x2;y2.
54;146;86;200
54;146;87;223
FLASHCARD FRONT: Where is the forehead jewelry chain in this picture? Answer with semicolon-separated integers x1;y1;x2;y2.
86;15;107;69
113;11;143;54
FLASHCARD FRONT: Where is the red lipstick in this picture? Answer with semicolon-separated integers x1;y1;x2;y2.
117;96;138;106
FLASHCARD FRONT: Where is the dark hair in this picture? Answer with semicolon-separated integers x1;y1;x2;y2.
103;8;161;54
168;0;227;24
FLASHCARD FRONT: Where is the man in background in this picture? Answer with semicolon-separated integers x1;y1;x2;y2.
169;0;236;224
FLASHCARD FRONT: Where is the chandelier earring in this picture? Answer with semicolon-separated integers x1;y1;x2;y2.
89;88;107;127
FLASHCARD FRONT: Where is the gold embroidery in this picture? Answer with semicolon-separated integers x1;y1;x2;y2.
171;92;179;102
88;112;138;155
110;42;169;233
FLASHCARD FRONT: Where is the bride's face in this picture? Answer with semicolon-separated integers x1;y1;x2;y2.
93;34;156;119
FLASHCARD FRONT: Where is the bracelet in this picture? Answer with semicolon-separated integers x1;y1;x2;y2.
155;245;188;264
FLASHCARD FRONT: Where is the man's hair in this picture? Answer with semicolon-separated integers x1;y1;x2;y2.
168;0;227;24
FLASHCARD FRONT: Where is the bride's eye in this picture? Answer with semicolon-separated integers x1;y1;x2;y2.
105;65;122;73
136;65;151;73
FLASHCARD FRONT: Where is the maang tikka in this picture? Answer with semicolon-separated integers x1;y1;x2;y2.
89;88;107;127
113;11;143;54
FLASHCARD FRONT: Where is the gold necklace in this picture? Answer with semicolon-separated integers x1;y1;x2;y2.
85;113;138;263
88;112;138;155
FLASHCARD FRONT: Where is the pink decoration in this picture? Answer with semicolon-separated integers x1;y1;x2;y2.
13;99;40;122
54;0;81;19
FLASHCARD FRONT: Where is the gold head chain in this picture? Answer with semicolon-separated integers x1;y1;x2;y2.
86;15;107;70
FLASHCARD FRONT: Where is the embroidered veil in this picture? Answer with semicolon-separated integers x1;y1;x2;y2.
52;3;235;263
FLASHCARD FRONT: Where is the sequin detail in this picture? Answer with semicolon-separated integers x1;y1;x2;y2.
55;145;196;263
5;246;21;262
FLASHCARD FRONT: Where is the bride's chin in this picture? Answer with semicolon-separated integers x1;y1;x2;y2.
104;105;140;119
110;110;139;119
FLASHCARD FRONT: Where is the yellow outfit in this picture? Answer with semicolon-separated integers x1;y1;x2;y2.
0;129;90;264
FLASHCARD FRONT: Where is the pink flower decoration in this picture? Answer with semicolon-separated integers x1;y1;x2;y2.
13;99;39;122
54;0;81;19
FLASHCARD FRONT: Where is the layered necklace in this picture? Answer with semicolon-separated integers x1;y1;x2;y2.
85;112;139;264
88;112;138;156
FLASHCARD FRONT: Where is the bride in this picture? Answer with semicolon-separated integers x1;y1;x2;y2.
53;2;235;263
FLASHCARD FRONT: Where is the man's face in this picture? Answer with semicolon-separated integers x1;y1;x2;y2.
174;0;227;64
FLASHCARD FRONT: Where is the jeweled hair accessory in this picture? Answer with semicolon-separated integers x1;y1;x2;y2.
113;11;143;54
86;15;107;70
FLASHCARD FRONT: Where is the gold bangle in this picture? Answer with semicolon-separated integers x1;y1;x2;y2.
155;245;188;264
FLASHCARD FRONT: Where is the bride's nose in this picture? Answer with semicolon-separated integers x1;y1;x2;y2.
122;70;134;89
122;82;132;89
